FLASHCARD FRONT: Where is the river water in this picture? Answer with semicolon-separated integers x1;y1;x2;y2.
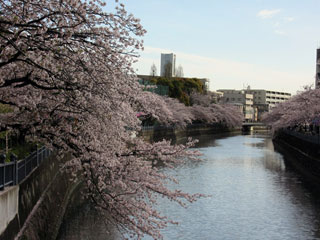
57;133;320;240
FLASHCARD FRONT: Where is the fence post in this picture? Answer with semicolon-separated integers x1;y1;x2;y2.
0;154;5;190
16;160;18;185
3;164;5;189
10;154;17;185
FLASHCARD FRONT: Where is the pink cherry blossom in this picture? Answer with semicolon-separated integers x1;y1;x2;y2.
262;88;320;132
0;1;203;238
0;1;241;239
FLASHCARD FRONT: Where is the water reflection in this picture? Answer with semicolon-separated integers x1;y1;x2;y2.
57;133;320;240
57;203;120;240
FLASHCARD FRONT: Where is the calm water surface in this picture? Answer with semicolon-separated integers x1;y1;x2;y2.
58;134;320;240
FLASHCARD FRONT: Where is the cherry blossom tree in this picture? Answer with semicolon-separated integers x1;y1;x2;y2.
0;0;244;238
190;92;243;127
162;97;194;127
0;0;203;239
141;92;243;128
262;89;320;132
190;91;221;105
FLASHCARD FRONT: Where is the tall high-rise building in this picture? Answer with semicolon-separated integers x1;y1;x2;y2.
160;53;176;77
316;48;320;89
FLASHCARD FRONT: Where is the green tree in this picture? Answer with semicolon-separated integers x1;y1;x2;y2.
148;77;205;105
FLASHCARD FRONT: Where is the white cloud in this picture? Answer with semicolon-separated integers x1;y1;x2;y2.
134;46;311;94
284;17;294;22
274;30;286;35
257;9;281;19
274;22;280;27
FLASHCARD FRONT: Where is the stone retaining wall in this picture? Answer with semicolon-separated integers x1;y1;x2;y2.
0;152;79;240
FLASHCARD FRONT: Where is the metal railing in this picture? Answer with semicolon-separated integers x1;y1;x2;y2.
283;129;320;145
0;146;51;190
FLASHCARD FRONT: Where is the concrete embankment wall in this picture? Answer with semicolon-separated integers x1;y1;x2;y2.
0;186;19;240
0;153;78;240
273;130;320;186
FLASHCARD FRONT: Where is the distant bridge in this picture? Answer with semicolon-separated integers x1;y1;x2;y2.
242;122;266;127
242;122;269;132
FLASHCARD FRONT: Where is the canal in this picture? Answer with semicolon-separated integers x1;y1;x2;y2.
57;133;320;240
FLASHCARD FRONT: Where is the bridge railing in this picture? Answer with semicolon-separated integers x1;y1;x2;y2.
0;146;51;191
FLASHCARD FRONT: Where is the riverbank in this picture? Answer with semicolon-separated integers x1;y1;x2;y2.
0;151;83;240
273;130;320;187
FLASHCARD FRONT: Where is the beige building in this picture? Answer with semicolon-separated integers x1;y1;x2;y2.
207;90;224;103
217;89;254;122
247;89;291;121
218;89;291;122
245;89;291;109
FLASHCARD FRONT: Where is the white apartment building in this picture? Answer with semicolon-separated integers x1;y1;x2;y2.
160;53;176;77
245;89;291;109
218;88;291;122
217;89;254;122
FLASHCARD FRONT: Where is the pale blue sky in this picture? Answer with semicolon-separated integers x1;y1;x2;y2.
118;1;320;94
